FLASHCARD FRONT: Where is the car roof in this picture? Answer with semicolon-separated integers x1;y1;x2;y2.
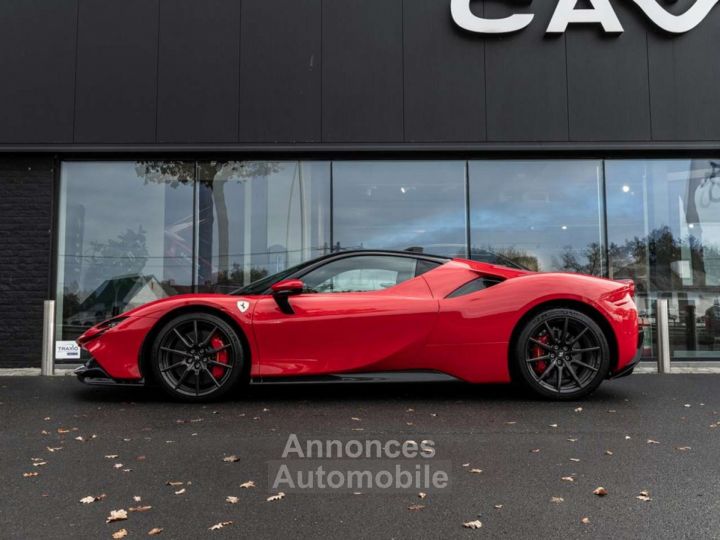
311;249;450;264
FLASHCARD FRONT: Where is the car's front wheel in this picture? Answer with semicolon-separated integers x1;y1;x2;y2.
515;308;610;400
151;312;245;402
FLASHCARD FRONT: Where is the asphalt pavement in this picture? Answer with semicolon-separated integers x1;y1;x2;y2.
1;374;720;539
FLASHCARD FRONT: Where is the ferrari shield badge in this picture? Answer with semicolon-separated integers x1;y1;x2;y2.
237;300;250;313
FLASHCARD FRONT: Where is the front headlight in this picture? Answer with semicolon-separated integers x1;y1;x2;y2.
99;316;129;330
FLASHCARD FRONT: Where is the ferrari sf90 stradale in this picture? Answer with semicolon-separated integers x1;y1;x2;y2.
75;250;641;401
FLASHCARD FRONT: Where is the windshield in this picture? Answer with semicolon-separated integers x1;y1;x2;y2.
231;260;315;295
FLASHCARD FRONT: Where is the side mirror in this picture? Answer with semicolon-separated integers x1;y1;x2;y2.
271;279;305;314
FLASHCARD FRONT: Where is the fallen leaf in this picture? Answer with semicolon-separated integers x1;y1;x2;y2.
636;490;652;502
462;463;470;467
647;439;660;445
129;505;152;512
23;472;39;478
80;494;106;504
593;487;608;497
581;517;590;525
226;496;239;504
32;461;47;467
561;476;575;482
209;521;233;531
351;417;361;421
174;488;186;495
105;455;119;459
574;407;583;413
267;492;285;502
148;528;163;536
684;404;691;408
166;481;183;487
106;509;128;523
567;438;578;443
570;458;580;462
505;421;517;425
605;450;614;456
112;529;128;539
57;428;70;434
551;497;564;503
46;447;63;453
133;496;142;502
470;469;483;474
223;455;240;463
408;504;425;511
463;520;483;529
530;449;541;453
113;463;124;469
418;492;427;500
675;446;691;452
625;435;632;440
494;504;503;509
240;481;255;489
549;424;558;428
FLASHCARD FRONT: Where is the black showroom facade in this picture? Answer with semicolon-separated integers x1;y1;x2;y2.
2;0;720;368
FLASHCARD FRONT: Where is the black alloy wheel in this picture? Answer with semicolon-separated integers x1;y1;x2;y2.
151;312;245;402
515;308;610;400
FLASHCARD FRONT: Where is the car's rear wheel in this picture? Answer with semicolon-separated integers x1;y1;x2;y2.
515;308;610;400
151;312;245;402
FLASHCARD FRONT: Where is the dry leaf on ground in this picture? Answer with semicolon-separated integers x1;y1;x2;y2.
223;455;240;463
148;528;164;536
267;492;285;502
112;529;128;539
106;509;128;523
209;521;233;531
593;487;608;497
463;520;482;529
240;481;255;489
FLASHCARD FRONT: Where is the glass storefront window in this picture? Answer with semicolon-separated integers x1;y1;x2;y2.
197;161;331;292
56;161;194;340
331;161;467;258
606;159;720;361
469;161;605;274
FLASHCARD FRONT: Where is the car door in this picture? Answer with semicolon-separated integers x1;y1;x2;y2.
251;255;440;377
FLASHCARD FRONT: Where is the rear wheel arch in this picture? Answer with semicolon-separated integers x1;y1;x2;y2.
507;299;618;382
139;304;251;385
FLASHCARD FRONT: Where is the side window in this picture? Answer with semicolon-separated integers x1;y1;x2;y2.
302;256;419;293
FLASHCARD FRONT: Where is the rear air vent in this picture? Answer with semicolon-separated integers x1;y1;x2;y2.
446;276;505;298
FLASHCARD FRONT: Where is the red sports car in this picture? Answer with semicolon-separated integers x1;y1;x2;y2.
75;250;641;401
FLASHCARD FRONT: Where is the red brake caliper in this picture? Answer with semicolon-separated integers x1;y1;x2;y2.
210;334;228;379
532;334;549;375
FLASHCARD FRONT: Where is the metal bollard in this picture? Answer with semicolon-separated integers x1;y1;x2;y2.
656;298;671;374
41;300;55;376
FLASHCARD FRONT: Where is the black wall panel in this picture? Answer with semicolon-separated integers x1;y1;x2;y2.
566;3;651;141
648;13;720;141
484;1;569;142
239;0;322;143
404;0;486;142
1;0;720;147
74;0;159;143
0;1;77;143
157;0;240;143
0;158;54;368
322;0;404;142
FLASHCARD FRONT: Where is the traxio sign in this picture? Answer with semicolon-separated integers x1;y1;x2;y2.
451;0;718;34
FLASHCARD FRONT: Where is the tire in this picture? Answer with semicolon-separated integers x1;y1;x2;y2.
150;312;245;402
514;308;610;400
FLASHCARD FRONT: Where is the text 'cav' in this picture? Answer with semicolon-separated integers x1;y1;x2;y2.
451;0;719;35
